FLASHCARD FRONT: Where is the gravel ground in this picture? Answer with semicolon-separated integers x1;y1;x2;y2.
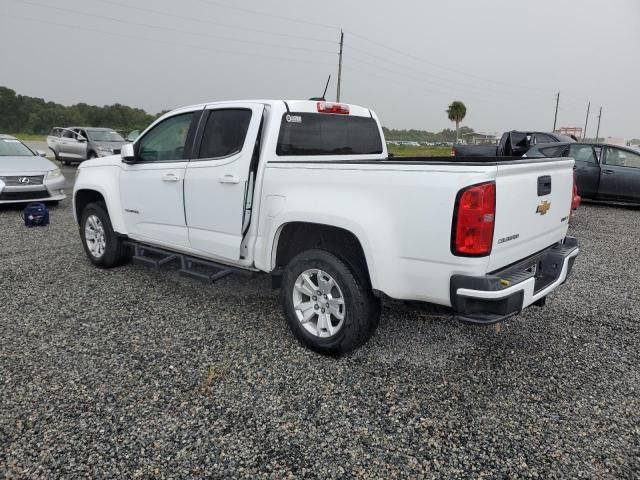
0;171;638;479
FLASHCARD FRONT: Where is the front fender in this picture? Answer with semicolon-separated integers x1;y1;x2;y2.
73;165;127;235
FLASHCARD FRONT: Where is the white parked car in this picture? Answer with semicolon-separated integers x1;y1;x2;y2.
0;135;66;205
73;100;579;354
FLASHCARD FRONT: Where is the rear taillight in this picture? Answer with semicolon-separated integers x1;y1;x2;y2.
451;146;456;157
452;182;496;256
317;102;349;114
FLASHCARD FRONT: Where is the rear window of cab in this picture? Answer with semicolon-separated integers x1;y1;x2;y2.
276;112;383;156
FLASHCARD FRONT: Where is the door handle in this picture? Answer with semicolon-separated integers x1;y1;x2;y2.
602;169;614;175
162;173;180;182
218;174;239;184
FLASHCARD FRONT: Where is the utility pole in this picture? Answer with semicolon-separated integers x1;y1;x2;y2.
595;107;602;142
582;102;590;140
552;91;560;131
336;30;344;102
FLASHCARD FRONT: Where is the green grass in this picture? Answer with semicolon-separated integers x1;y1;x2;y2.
10;133;47;141
387;145;451;157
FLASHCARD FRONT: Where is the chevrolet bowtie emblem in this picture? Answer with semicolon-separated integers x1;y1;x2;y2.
536;200;551;215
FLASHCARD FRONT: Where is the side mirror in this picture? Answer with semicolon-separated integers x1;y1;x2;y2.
77;136;87;143
36;150;47;157
120;143;136;163
126;130;140;142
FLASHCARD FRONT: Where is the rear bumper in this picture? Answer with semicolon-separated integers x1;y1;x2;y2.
450;237;579;324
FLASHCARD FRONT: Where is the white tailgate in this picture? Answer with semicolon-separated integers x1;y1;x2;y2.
488;158;574;271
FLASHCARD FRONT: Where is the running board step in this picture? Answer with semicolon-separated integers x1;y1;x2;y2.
131;244;178;269
179;257;234;285
126;240;253;284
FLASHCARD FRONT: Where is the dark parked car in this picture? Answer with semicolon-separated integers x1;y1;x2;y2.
525;142;640;205
453;131;575;157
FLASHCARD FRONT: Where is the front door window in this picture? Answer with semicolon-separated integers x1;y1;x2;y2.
137;113;194;162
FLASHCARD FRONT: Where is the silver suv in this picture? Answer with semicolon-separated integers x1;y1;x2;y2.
47;127;127;165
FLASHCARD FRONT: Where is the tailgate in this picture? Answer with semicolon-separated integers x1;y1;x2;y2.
488;158;574;271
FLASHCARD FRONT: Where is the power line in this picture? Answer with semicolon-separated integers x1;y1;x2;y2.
346;31;552;94
3;14;337;68
188;0;590;106
193;0;339;31
60;0;591;109
341;64;549;112
188;0;589;106
343;53;552;109
92;0;336;45
346;30;592;107
11;0;336;55
346;47;553;103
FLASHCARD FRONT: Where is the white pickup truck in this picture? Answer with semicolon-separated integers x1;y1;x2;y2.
73;100;579;355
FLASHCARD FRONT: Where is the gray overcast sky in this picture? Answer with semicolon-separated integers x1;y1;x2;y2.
1;0;639;138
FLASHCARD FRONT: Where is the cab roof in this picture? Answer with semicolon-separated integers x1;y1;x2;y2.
169;100;374;118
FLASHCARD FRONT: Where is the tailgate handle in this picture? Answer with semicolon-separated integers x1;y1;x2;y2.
537;175;552;196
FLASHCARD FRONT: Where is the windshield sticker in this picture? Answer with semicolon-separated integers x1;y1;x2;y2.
285;114;302;124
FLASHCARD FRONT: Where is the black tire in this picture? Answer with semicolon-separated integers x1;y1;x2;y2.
79;202;129;268
88;151;97;160
280;249;380;356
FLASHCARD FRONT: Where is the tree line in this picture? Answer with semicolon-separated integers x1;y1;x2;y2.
1;86;478;142
0;86;158;134
382;125;474;143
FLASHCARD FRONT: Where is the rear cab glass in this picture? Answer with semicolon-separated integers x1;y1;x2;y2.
276;112;383;156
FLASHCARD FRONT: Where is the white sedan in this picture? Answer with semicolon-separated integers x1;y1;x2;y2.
0;135;66;205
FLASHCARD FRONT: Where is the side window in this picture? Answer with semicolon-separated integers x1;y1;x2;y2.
604;147;640;168
198;109;252;159
535;133;554;144
568;145;597;164
137;113;194;162
61;129;75;139
539;145;566;157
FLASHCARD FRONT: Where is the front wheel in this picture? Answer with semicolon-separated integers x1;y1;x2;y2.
80;202;129;268
280;249;380;355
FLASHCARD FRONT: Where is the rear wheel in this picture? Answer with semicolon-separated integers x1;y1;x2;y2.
280;249;380;355
80;202;129;268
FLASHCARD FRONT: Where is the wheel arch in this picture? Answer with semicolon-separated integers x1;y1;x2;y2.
272;221;374;289
74;189;106;223
73;184;127;235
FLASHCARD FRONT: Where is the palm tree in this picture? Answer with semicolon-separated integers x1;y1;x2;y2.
446;101;467;143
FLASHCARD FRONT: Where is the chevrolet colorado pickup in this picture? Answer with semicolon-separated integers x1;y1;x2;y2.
73;100;579;355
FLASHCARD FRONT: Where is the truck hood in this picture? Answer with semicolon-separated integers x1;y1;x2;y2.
79;154;123;168
0;155;57;173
